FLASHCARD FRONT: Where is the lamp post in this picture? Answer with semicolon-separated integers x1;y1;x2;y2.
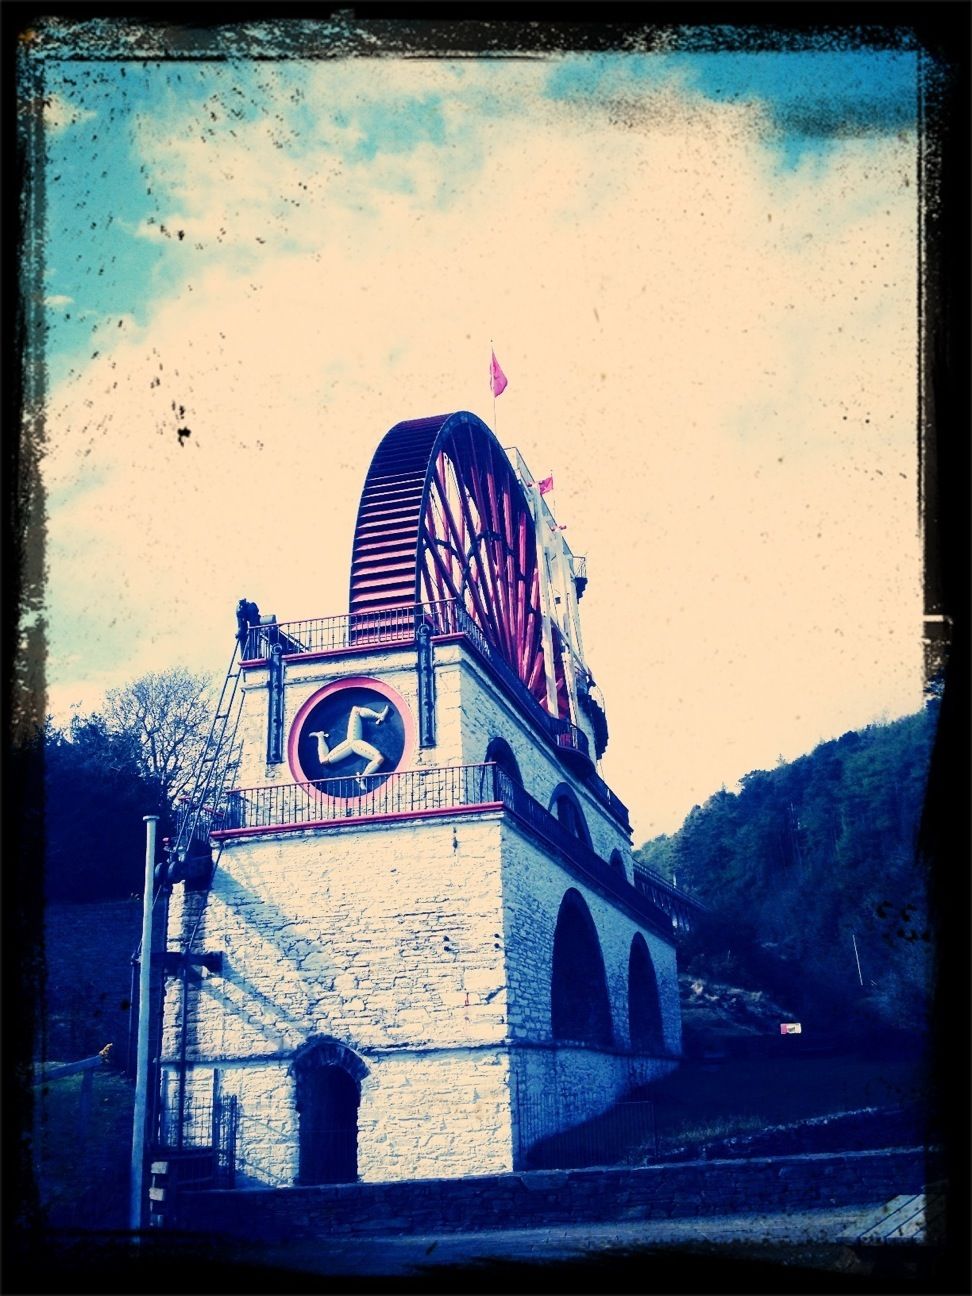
129;814;158;1233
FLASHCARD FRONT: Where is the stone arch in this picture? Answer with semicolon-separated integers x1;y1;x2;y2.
628;934;664;1054
292;1037;368;1184
551;889;613;1046
485;737;523;786
549;783;592;847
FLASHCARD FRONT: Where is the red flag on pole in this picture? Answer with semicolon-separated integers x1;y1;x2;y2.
490;349;508;397
537;475;554;495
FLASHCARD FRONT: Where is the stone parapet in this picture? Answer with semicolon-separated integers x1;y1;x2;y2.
171;1146;938;1243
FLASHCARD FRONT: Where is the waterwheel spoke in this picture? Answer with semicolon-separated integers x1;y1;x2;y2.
427;465;495;639
464;476;514;665
480;453;518;667
349;410;556;708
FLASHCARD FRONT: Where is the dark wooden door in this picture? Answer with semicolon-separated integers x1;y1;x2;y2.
298;1065;358;1184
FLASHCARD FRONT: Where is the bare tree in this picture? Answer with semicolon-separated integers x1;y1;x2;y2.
101;668;214;806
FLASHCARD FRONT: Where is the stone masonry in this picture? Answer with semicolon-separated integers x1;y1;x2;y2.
161;629;682;1184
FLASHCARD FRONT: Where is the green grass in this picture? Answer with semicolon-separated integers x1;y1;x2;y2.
31;1067;135;1231
642;1050;929;1155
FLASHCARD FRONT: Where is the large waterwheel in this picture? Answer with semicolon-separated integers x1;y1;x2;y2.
348;411;570;718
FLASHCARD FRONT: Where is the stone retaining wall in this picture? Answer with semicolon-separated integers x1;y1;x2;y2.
172;1146;935;1243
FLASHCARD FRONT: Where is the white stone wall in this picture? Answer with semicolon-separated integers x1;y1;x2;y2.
163;635;680;1185
500;817;680;1156
159;1062;300;1187
500;818;681;1054
159;1048;514;1186
447;645;635;869
162;812;511;1182
164;815;507;1059
234;639;638;884
357;1049;513;1182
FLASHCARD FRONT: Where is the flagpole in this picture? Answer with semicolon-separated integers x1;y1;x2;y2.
490;338;497;433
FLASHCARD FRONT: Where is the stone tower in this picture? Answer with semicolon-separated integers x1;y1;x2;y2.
160;410;694;1186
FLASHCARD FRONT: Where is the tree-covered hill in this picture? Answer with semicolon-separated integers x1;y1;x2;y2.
637;698;940;1039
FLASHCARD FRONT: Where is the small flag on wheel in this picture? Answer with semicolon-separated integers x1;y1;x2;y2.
490;349;508;397
537;475;554;496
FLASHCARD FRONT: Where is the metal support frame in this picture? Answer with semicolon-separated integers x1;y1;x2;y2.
416;621;436;747
267;643;284;764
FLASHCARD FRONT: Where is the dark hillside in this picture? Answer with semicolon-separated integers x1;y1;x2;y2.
638;700;939;1041
41;898;142;1062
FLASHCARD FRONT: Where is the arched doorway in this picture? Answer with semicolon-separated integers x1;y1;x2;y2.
292;1038;367;1184
628;933;664;1054
550;889;613;1046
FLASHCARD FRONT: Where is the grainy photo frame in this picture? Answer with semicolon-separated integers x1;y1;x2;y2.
8;4;969;1292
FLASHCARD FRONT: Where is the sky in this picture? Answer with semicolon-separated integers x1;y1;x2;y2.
25;21;928;841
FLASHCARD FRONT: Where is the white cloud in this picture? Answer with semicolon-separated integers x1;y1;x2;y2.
44;294;73;307
40;62;922;837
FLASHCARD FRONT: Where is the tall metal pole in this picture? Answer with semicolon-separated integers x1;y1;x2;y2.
129;815;158;1233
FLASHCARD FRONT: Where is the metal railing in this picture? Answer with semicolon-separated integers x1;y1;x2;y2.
214;763;502;833
201;762;666;933
157;1086;238;1188
238;598;634;834
243;604;423;659
570;554;588;585
632;864;706;927
442;602;592;765
519;1097;657;1170
495;772;666;929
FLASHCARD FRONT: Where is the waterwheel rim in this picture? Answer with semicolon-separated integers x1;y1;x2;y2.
349;410;567;716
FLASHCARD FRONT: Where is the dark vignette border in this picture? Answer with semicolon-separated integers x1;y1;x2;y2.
4;3;968;1293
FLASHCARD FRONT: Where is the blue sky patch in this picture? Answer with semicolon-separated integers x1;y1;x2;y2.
544;50;918;167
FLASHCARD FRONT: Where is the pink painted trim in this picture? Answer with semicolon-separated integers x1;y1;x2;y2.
211;802;504;840
287;675;416;795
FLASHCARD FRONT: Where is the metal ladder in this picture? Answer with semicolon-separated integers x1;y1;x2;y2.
170;637;246;867
129;634;246;970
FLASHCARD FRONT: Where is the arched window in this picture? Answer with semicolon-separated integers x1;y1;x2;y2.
609;849;626;875
628;934;664;1054
549;784;592;847
485;737;523;786
551;889;613;1046
292;1037;367;1184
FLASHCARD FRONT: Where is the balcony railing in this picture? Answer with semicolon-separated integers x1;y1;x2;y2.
192;762;665;933
632;864;705;930
240;599;633;835
210;763;500;834
241;604;424;660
